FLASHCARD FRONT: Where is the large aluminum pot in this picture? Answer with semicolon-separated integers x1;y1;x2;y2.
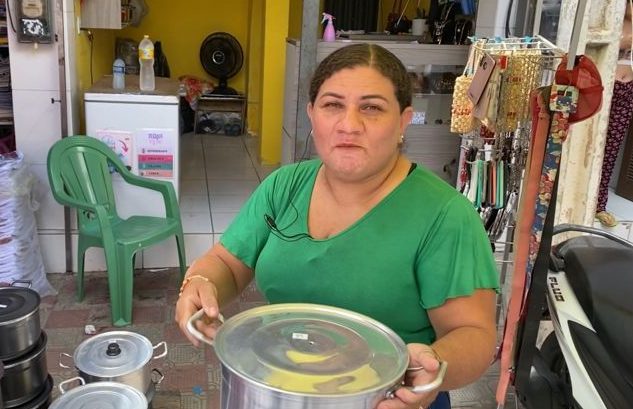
0;332;48;408
60;331;167;395
50;377;148;409
0;284;41;361
187;303;447;409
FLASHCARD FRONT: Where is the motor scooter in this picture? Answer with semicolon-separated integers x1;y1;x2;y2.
517;223;633;409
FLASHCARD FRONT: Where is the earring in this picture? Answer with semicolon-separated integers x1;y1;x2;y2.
400;134;405;143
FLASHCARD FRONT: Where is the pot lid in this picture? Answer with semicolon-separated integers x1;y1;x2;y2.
214;303;408;396
74;331;153;377
49;381;147;409
0;287;40;324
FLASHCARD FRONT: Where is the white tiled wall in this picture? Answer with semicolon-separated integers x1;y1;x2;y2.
38;232;144;274
63;0;81;136
8;43;59;92
37;233;68;274
11;90;63;164
8;1;70;271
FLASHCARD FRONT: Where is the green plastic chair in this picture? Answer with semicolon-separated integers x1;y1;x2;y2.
47;135;186;326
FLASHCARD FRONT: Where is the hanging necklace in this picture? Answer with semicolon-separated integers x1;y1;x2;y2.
434;2;455;44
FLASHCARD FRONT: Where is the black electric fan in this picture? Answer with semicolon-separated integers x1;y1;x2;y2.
200;32;244;95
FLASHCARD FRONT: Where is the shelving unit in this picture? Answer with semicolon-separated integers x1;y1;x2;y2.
195;94;247;136
0;0;14;153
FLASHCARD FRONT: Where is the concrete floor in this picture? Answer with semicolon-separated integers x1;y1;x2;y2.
39;269;520;409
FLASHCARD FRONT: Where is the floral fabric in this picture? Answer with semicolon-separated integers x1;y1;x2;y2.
525;110;568;284
496;85;574;405
597;80;633;212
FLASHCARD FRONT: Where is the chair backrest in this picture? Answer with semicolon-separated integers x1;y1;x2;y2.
47;136;127;222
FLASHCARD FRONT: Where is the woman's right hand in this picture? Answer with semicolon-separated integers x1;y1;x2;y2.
175;278;222;347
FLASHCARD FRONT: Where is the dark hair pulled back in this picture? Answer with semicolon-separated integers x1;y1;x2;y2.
309;43;412;112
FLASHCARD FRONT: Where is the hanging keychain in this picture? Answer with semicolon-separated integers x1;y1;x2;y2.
476;158;485;208
468;157;478;206
488;159;494;207
496;159;505;209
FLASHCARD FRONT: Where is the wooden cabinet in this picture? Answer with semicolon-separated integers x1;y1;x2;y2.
282;40;468;185
195;94;247;136
80;0;136;29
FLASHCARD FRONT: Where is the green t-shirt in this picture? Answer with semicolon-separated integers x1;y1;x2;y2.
221;159;499;344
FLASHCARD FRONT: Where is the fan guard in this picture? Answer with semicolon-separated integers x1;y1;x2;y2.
200;32;244;95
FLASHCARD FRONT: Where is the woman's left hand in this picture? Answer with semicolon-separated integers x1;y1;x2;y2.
376;344;442;409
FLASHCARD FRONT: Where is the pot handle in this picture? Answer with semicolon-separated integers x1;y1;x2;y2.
186;308;225;346
59;352;74;369
152;341;168;360
58;376;85;395
10;280;32;288
151;368;165;385
385;361;448;399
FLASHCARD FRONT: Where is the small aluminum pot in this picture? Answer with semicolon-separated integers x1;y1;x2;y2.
60;331;167;395
187;303;447;409
0;283;41;361
0;332;48;408
50;377;148;409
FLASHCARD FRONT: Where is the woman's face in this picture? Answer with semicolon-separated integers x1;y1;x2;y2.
307;66;413;181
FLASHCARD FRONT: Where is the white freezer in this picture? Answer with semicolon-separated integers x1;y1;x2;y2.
84;75;181;219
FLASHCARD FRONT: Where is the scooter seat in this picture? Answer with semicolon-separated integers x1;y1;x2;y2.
556;235;633;385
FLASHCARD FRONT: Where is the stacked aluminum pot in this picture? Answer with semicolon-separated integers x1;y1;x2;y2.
0;361;3;409
58;331;167;407
0;285;53;409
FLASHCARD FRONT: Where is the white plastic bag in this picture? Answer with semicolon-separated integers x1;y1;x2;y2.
0;151;56;297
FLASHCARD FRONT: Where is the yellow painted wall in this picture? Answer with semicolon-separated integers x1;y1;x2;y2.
288;0;304;39
288;0;325;39
74;0;118;132
120;0;250;93
75;31;116;91
259;0;290;164
247;0;264;135
75;29;117;133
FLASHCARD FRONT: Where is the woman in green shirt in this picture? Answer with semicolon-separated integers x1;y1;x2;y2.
176;43;499;409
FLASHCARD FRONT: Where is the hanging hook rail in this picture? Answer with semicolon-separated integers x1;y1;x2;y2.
472;36;565;54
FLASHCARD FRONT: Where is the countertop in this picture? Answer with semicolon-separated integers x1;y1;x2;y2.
86;75;180;97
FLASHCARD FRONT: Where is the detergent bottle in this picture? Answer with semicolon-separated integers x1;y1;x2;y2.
322;13;336;42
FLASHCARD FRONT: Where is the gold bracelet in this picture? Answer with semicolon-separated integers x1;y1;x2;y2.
178;274;209;297
429;345;442;362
